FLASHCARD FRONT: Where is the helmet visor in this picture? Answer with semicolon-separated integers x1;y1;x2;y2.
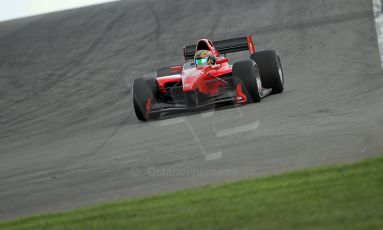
195;58;208;65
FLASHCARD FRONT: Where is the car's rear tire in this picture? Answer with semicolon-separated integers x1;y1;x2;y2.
133;77;160;121
232;60;262;103
251;50;284;94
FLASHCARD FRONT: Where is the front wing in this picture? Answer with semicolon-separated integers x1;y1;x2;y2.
148;91;237;115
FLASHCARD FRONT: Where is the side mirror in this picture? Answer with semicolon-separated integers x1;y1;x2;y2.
169;65;183;72
216;58;229;65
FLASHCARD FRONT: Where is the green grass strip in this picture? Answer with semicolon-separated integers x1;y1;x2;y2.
1;156;383;230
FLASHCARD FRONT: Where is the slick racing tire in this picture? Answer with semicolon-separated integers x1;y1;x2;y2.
251;50;284;94
232;60;262;103
133;77;160;121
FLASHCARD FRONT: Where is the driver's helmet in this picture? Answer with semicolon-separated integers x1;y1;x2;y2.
194;50;216;66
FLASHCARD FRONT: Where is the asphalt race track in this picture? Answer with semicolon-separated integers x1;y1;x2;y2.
1;0;383;220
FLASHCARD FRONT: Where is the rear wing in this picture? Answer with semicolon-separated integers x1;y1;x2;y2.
183;35;256;60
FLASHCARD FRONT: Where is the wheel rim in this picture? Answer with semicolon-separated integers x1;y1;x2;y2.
277;57;284;84
256;73;262;96
252;63;263;97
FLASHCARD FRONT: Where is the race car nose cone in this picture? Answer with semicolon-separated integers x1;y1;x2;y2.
183;83;193;91
182;74;199;92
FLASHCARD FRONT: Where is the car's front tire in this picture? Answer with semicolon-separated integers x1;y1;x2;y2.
133;77;160;121
251;50;284;94
232;60;262;103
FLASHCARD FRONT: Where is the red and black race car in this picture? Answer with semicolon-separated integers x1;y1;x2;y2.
133;35;284;121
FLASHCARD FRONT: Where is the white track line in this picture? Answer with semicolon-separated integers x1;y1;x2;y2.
373;0;383;70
